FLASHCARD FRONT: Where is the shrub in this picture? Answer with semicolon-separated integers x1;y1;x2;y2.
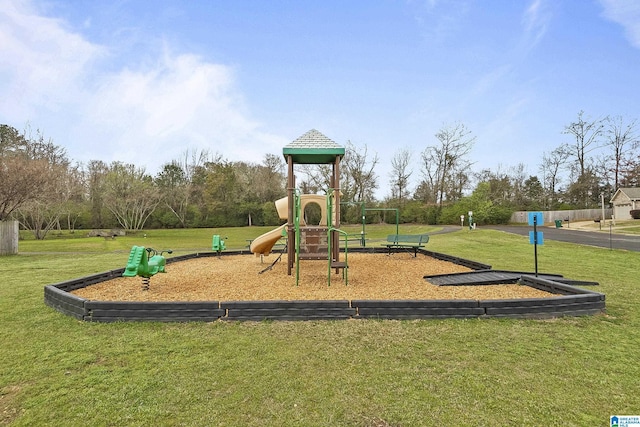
630;210;640;219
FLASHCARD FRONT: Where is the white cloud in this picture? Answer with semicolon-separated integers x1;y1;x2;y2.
599;0;640;48
521;0;551;49
76;49;287;170
0;0;286;174
471;65;512;97
0;0;104;119
408;0;472;43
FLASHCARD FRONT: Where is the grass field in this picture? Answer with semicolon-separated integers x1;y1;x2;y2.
2;225;640;426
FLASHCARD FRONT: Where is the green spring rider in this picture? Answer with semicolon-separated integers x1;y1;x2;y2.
212;235;227;257
123;246;173;290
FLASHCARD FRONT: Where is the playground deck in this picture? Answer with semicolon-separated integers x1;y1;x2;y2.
425;270;599;287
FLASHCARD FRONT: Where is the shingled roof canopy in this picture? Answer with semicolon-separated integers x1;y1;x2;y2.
612;187;640;201
283;129;345;164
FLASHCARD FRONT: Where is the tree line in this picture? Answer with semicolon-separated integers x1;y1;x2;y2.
388;112;639;224
1;111;638;238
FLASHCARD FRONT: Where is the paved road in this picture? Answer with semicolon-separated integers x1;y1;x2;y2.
486;225;640;252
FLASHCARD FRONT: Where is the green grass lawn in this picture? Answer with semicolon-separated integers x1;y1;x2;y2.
17;224;438;255
2;226;639;426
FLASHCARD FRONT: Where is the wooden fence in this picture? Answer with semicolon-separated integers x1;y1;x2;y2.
0;220;18;255
510;208;612;224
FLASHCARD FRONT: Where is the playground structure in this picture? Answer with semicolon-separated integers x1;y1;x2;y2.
44;131;606;322
250;129;348;285
123;246;173;290
40;129;602;322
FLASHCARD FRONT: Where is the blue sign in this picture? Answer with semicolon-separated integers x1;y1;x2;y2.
528;212;543;226
529;231;544;245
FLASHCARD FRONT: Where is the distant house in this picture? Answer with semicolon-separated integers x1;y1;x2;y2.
610;188;640;220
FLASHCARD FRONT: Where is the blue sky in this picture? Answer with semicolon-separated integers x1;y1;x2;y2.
1;0;639;198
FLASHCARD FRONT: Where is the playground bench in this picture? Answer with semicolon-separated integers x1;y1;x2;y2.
383;234;429;257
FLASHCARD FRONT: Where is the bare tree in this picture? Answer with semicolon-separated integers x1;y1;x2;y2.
298;164;332;194
539;146;569;209
16;127;74;237
153;149;221;228
85;160;110;228
620;154;640;187
421;122;475;206
177;148;213;182
156;162;190;227
563;110;605;177
59;163;85;232
16;159;82;239
0;125;51;221
389;148;412;204
0;124;25;152
604;115;639;190
103;162;161;231
342;141;379;203
509;163;528;207
15;190;62;240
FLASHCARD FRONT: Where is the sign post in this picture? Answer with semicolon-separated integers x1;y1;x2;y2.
528;212;544;277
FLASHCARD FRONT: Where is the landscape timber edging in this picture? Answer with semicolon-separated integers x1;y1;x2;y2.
352;299;485;319
84;301;225;322
221;300;356;321
43;250;605;322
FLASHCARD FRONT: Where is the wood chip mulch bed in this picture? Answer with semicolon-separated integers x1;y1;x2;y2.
72;253;554;302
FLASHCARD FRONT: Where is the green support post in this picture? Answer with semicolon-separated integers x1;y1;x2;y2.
327;190;348;286
294;189;302;286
